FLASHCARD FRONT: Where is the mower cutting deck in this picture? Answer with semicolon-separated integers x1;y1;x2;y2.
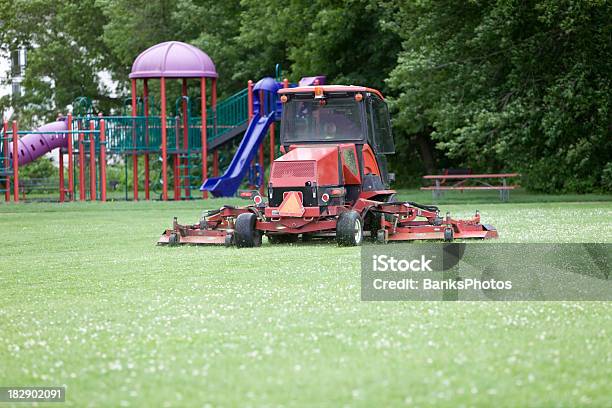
159;84;498;247
158;200;497;246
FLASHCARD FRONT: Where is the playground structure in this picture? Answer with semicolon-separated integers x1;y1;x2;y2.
0;41;322;202
159;85;498;246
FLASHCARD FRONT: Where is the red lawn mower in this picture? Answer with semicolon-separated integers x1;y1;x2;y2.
159;85;498;247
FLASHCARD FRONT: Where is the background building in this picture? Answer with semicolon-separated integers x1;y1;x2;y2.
1;47;26;120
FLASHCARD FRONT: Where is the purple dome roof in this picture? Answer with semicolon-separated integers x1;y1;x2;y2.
129;41;217;79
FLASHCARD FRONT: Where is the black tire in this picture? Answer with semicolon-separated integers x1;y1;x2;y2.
235;213;262;248
336;211;364;246
268;234;299;244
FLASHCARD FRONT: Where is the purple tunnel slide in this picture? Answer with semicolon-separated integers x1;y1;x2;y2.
8;119;69;166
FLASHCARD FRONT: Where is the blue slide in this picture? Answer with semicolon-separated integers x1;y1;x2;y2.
200;112;276;197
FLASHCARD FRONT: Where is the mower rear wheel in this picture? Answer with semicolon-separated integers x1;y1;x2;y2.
337;211;363;246
235;213;262;248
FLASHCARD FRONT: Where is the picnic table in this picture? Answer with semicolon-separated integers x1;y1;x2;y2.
421;173;520;201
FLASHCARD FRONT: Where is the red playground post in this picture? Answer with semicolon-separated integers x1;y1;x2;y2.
161;77;168;201
173;120;180;200
212;78;217;132
182;79;189;199
89;120;96;201
3;121;9;202
67;114;74;201
213;150;219;177
210;78;217;199
78;123;85;201
143;79;150;200
247;80;255;191
270;122;276;162
59;143;65;202
131;79;138;201
12;121;18;202
200;77;207;199
258;90;265;195
247;80;254;119
99;119;107;202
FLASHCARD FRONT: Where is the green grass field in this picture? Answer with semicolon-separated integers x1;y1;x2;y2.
1;191;611;406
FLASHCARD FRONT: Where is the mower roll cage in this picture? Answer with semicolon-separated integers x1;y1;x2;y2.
279;91;395;156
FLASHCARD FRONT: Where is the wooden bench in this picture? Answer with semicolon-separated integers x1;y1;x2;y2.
421;173;520;201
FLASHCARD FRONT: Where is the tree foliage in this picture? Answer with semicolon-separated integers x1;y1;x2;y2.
387;0;611;192
0;0;115;125
1;0;610;192
19;156;55;180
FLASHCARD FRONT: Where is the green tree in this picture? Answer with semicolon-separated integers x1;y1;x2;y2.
174;0;245;97
387;0;612;192
0;0;117;126
97;0;185;81
20;157;56;179
286;0;401;93
234;0;401;91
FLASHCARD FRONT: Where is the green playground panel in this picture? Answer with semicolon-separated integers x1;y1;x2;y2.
72;88;249;155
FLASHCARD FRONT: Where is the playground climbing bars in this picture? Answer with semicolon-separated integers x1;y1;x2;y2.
1;77;276;203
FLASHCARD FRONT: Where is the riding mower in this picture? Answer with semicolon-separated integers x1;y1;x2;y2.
159;85;497;247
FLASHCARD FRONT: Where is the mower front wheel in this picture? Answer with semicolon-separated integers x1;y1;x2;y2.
337;211;364;246
235;213;262;248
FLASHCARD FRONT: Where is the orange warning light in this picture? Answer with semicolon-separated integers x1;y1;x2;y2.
280;95;288;103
